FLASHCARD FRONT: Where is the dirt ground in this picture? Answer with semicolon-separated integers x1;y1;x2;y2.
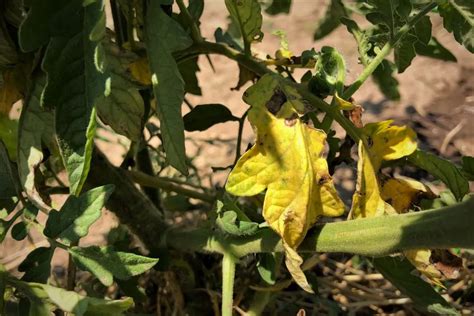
1;0;473;313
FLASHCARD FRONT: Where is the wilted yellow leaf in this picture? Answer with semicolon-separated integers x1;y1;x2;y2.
351;120;417;218
128;57;152;85
226;74;344;291
405;249;444;287
381;176;436;213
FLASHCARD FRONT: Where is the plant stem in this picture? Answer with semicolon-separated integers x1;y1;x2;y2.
342;41;393;99
222;252;237;316
177;41;362;142
176;0;203;43
234;110;248;165
167;198;474;258
127;170;215;203
343;1;437;99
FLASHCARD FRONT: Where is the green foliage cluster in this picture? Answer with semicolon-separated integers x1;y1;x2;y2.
0;0;473;315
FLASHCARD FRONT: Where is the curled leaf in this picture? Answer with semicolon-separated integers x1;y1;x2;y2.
351;120;417;218
381;176;436;213
226;74;344;291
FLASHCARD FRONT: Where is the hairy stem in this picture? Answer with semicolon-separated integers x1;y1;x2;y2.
234;110;249;165
167;198;474;258
222;252;237;316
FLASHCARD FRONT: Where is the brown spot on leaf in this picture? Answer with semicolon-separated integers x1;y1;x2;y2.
318;174;331;185
285;113;298;127
266;88;287;115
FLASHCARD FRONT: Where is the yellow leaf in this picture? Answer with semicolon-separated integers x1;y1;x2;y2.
381;176;436;213
364;120;417;168
351;121;418;218
405;249;444;287
334;93;354;110
128;57;151;85
226;74;344;291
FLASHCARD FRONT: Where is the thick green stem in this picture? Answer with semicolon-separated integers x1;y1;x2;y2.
222;252;237;316
168;198;474;258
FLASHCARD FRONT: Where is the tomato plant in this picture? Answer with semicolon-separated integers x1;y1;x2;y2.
0;0;473;314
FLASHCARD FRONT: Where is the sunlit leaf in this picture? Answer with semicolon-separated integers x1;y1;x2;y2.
351;121;417;218
226;74;344;291
44;185;115;245
69;246;158;286
17;75;54;202
184;104;238;132
437;0;474;53
20;0;108;195
380;176;436;213
97;74;145;142
225;0;263;50
145;2;192;175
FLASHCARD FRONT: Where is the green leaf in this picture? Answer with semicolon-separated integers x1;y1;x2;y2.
372;59;400;100
13;280;133;316
215;200;259;236
0;140;19;198
184;104;238;132
0;114;18;161
314;0;347;40
373;257;458;315
341;17;373;66
437;0;474;53
366;0;412;38
41;284;134;316
69;246;158;286
309;46;346;97
265;0;292;15
11;221;28;240
408;150;469;201
257;253;282;285
145;2;192;175
394;33;417;73
17;75;54;198
44;185;115;245
414;37;457;61
24;0;108;195
0;264;5;312
215;27;244;52
461;156;474;180
18;247;54;283
97;75;144;142
178;56;202;95
225;0;264;50
96;44;145;142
